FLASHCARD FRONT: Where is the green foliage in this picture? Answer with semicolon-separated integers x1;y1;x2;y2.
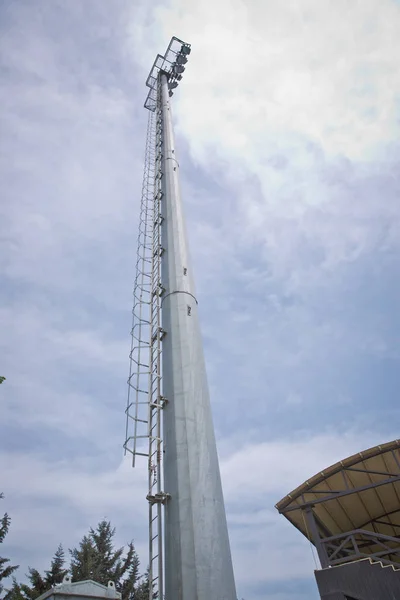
3;579;25;600
0;493;19;597
114;543;139;600
133;570;156;600
69;521;143;600
3;579;34;600
23;569;46;600
69;536;96;583
4;544;67;600
44;546;68;588
5;521;147;600
0;377;5;385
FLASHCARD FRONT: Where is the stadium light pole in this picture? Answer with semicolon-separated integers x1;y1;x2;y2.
125;37;238;600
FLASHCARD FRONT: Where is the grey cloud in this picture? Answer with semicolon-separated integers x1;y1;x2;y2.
2;1;400;599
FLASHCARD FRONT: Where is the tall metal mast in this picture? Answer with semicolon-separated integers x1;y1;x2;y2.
124;37;237;600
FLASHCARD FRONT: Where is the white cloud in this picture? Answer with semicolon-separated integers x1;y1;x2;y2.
130;0;400;284
148;0;400;163
1;2;400;599
0;452;149;574
221;430;386;503
0;301;127;441
2;428;392;592
0;453;147;518
0;2;145;304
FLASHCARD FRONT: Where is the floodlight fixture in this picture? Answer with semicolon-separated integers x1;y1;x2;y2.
144;36;191;111
173;65;185;75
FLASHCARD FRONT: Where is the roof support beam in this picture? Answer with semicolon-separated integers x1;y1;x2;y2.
281;474;400;513
320;529;400;567
304;507;330;569
346;466;399;478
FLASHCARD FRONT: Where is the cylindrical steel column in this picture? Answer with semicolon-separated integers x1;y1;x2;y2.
159;72;237;600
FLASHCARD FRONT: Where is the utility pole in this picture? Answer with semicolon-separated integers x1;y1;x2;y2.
125;37;237;600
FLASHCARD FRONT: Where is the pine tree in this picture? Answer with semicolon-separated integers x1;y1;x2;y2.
70;536;96;582
89;521;124;585
133;579;149;600
3;579;25;600
69;521;142;600
5;521;144;600
44;545;67;588
24;542;68;600
0;493;18;597
3;578;41;600
118;544;139;600
133;570;154;600
4;545;67;600
24;569;46;599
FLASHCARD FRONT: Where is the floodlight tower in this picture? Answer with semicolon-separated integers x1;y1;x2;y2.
124;37;237;600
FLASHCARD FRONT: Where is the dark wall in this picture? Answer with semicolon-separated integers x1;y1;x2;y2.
315;559;400;600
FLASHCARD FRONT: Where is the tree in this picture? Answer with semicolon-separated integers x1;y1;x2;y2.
3;578;39;600
44;545;68;588
0;493;18;597
4;521;146;600
22;569;46;600
69;536;96;583
88;521;124;584
117;543;140;600
69;521;142;600
25;544;67;599
134;579;149;600
3;579;25;600
0;377;5;385
133;569;156;600
4;545;67;600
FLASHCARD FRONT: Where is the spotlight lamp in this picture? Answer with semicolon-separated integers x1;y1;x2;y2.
144;36;192;111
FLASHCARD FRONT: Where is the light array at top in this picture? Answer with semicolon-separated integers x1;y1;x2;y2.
144;36;191;111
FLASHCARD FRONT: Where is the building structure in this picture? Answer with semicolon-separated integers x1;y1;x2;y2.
36;577;121;600
276;439;400;599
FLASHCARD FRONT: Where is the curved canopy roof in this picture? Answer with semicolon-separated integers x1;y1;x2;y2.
276;439;400;563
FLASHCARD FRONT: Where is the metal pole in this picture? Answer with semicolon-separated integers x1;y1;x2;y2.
305;507;330;569
159;72;237;600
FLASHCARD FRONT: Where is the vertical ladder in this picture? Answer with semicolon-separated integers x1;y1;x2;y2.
124;80;167;600
124;108;155;464
146;86;167;599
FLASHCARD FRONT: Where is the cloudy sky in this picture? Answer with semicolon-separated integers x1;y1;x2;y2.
1;0;400;598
